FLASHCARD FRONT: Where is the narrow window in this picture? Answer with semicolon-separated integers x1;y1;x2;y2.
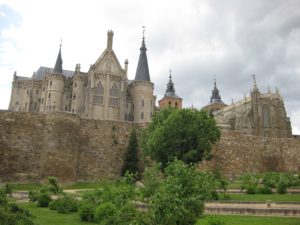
141;112;144;120
48;93;51;98
73;94;76;100
142;100;144;107
50;80;52;86
75;82;77;88
263;105;270;128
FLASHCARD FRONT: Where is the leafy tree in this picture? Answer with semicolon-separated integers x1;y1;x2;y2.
121;129;140;177
142;108;220;168
148;160;218;225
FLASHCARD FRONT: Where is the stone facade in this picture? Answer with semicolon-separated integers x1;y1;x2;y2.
8;31;156;123
203;78;292;138
0;111;299;182
198;131;300;178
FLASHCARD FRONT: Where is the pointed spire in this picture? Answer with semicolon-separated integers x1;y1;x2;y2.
210;76;224;104
165;69;176;96
134;26;151;81
53;42;63;74
251;74;259;92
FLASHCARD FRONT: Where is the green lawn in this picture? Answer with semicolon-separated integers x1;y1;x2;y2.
197;215;300;225
221;193;300;202
9;183;42;191
62;181;107;190
20;203;90;225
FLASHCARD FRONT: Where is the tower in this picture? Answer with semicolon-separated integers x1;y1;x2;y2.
158;69;182;109
202;76;226;114
43;44;65;112
131;28;155;123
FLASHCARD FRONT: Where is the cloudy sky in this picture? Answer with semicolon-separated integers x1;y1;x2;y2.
0;0;299;134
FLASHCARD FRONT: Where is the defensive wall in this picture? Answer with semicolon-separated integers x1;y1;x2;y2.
0;111;299;182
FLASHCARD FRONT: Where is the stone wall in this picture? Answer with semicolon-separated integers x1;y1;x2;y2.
0;111;299;183
0;111;135;183
198;131;300;178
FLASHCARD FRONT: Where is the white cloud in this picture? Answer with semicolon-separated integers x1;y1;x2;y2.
0;0;299;134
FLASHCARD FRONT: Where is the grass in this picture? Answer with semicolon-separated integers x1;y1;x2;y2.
62;181;107;190
9;183;42;191
221;193;300;202
19;203;300;225
20;203;91;225
197;215;300;225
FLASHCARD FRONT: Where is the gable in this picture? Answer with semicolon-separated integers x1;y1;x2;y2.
93;50;124;75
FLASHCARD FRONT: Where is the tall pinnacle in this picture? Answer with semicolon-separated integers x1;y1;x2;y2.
251;74;259;92
210;76;224;104
166;69;175;95
53;43;63;74
134;27;150;81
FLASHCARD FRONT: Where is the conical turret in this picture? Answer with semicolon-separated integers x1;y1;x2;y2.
134;29;150;81
210;77;224;104
53;44;63;74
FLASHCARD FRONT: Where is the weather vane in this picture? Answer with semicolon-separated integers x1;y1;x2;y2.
142;26;145;38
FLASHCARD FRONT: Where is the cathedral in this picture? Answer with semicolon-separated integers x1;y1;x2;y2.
8;30;293;138
9;31;156;123
202;77;292;138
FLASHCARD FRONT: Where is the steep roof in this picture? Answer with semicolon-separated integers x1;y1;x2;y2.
134;37;151;81
35;66;74;80
53;45;63;74
164;71;181;99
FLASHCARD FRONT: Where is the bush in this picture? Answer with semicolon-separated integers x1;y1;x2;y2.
257;186;273;194
49;196;78;213
208;216;226;225
277;182;287;194
79;201;95;222
37;193;52;207
239;173;258;194
94;202;117;224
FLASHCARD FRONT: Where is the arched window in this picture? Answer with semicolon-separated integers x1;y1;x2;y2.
263;105;270;128
93;81;104;104
141;112;144;120
109;83;119;107
141;100;144;107
50;80;52;86
73;94;76;100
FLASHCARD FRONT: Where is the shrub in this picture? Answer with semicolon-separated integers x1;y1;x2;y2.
94;202;117;224
257;186;273;194
48;176;62;194
239;173;258;194
79;201;95;222
141;163;163;199
277;182;287;194
208;216;226;225
49;196;78;213
37;193;52;207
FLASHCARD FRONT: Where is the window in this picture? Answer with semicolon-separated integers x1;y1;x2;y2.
168;101;171;106
93;81;104;104
175;102;178;108
15;101;19;106
48;93;51;98
74;82;77;88
141;100;144;107
73;94;76;100
36;90;39;94
50;80;52;86
65;106;68;111
141;112;144;120
43;87;45;91
150;112;152;118
34;102;37;110
41;98;44;103
263;105;270;128
109;83;119;107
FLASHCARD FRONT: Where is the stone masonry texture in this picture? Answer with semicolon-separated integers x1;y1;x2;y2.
0;111;299;182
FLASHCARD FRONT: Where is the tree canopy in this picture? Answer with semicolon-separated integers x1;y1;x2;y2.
142;108;220;168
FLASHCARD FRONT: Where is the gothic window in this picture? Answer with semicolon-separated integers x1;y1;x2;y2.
74;82;77;88
109;83;119;107
48;93;51;98
263;105;270;128
34;102;37;110
141;112;144;120
142;100;144;107
93;81;104;104
50;80;52;86
43;87;45;91
65;105;68;111
73;94;76;100
168;101;171;106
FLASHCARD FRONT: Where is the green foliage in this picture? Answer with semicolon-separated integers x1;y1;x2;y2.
0;187;35;225
123;171;138;185
239;173;259;194
207;216;226;225
277;182;287;194
4;183;13;195
49;196;78;213
94;202;117;223
142;108;221;168
148;160;217;225
257;186;273;194
121;129;140;177
47;176;62;194
79;201;95;222
37;193;52;207
141;163;163;199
